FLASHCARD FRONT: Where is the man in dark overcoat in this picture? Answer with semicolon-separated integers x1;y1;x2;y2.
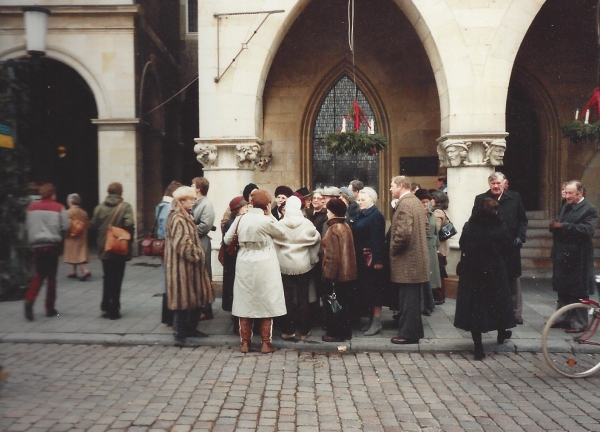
472;172;527;324
549;180;599;331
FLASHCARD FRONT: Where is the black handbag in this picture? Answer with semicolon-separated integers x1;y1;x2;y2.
327;284;343;314
438;211;457;242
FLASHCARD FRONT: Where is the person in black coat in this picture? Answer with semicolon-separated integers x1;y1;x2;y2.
472;172;527;324
455;197;516;360
271;185;293;220
549;180;599;332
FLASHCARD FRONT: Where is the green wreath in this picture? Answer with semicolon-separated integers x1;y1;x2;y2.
324;131;388;155
561;120;600;147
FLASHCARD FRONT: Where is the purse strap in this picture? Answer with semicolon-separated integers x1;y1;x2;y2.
232;214;244;240
108;202;123;227
441;210;453;225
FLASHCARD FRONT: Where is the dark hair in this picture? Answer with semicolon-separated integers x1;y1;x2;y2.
39;183;56;200
164;181;182;198
243;183;259;201
481;197;499;215
430;191;449;210
349;179;364;192
107;182;123;196
437;175;447;185
192;177;210;196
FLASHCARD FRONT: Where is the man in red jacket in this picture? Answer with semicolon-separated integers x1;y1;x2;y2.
24;183;70;321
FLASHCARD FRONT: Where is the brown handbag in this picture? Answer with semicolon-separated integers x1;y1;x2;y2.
141;214;165;256
104;203;131;255
69;217;86;237
226;215;244;256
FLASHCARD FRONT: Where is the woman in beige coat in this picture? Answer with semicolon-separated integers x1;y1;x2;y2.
63;193;91;281
165;186;214;346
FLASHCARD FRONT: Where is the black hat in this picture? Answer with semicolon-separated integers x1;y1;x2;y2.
414;189;432;201
326;198;347;218
274;185;294;198
243;183;259;201
296;187;311;197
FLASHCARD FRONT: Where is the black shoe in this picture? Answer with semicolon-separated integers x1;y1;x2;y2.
422;310;431;316
109;313;121;320
322;334;344;342
187;329;208;338
550;321;569;329
497;330;512;344
24;301;33;321
474;345;485;360
434;300;445;305
46;310;59;317
79;272;91;282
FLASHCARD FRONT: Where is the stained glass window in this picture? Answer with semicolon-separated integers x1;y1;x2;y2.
312;76;379;190
187;0;198;33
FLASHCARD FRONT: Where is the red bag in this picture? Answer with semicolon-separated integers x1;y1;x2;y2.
363;248;373;268
141;237;165;256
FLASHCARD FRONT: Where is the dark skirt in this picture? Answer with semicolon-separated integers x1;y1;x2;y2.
221;253;236;312
324;280;354;340
358;266;385;307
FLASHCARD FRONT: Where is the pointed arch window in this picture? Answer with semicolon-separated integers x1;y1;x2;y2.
312;76;379;190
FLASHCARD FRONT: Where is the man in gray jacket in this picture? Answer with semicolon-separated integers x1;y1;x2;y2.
192;177;215;320
24;183;70;321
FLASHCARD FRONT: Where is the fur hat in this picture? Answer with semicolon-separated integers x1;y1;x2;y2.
296;187;311;197
414;189;432;201
326;198;347;217
322;186;340;197
229;196;247;212
274;185;294;198
242;183;259;201
251;189;271;210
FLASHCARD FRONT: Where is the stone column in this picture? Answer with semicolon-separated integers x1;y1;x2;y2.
194;137;272;281
437;133;508;273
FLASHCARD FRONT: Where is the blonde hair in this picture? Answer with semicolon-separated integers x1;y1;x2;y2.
172;186;197;201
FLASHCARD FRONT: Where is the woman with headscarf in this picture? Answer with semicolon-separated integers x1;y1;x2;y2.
430;190;450;305
63;193;91;281
352;187;386;336
165;186;214;346
224;189;287;353
454;197;516;360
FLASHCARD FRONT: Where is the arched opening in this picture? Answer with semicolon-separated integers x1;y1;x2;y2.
312;75;380;190
17;58;98;215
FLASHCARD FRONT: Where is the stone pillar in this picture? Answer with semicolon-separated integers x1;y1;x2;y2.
194;137;272;281
437;132;508;273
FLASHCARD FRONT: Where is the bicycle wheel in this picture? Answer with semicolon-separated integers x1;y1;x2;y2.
542;302;600;378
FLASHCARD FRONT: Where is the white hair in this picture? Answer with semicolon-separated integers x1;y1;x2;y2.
359;187;378;204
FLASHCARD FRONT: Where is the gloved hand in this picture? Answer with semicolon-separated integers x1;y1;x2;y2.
513;238;523;249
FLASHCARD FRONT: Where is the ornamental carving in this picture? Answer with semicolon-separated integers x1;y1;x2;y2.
256;153;272;171
194;144;218;168
436;134;508;167
236;143;262;169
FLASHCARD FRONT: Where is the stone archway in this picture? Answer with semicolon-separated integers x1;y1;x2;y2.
15;58;99;215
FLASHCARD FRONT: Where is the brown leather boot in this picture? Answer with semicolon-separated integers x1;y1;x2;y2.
239;317;253;353
260;318;275;354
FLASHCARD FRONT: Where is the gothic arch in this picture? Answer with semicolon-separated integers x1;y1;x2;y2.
300;61;392;213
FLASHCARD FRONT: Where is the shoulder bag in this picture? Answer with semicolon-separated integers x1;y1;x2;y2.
69;216;86;237
327;283;343;314
104;203;131;255
438;210;457;242
226;215;244;256
141;211;165;256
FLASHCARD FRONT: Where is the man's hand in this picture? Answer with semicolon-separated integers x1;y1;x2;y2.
374;264;383;270
513;238;523;249
549;220;564;231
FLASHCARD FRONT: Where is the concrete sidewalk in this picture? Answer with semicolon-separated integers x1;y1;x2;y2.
0;254;581;354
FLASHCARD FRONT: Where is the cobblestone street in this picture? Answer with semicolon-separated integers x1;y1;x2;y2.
1;343;600;432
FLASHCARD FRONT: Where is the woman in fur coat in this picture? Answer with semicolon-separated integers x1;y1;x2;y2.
165;186;214;346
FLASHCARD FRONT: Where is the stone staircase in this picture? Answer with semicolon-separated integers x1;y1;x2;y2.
521;211;600;278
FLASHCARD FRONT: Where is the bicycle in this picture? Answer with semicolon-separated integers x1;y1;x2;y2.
542;299;600;378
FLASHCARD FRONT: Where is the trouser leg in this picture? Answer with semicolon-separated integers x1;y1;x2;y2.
396;283;424;340
186;307;201;335
173;310;187;340
296;273;311;336
281;274;296;335
43;249;59;314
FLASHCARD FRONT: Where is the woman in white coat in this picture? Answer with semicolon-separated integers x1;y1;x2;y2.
224;189;287;353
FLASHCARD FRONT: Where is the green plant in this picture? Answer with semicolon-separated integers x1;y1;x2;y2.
324;131;387;155
561;120;600;147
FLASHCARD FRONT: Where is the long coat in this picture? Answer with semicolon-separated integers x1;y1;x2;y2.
473;189;527;278
454;213;516;332
321;217;357;283
192;196;215;279
389;193;429;284
91;194;135;261
165;200;214;311
63;205;90;264
551;198;599;298
224;208;287;318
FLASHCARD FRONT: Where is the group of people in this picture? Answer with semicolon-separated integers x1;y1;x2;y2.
21;173;598;361
23;182;134;322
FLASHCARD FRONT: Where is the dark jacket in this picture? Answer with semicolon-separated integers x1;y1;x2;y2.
352;205;386;267
91;194;135;260
472;189;527;278
551;198;599;298
454;212;516;333
307;207;328;234
321;217;357;283
345;201;361;228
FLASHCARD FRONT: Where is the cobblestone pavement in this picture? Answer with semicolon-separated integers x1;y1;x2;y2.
2;343;600;432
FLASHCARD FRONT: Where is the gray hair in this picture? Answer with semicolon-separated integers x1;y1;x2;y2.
488;172;506;183
67;193;81;206
359;187;378;204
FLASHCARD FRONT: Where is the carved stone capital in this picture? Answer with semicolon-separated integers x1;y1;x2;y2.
236;143;263;169
194;144;218;168
256;153;272;171
436;133;508;168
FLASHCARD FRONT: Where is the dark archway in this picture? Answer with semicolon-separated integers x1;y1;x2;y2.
18;58;98;215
